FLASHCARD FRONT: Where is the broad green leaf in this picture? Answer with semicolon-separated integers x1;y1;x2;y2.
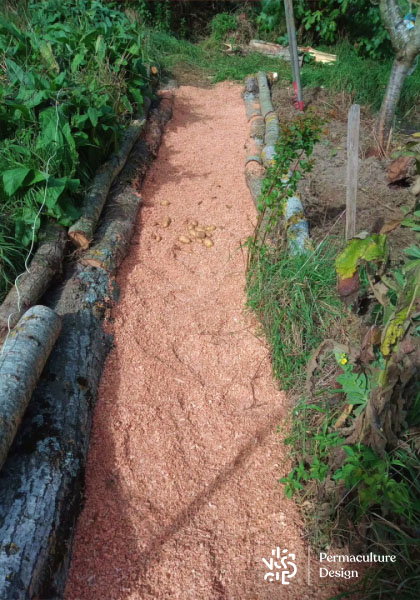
336;234;387;279
2;167;31;196
71;53;85;73
88;107;99;127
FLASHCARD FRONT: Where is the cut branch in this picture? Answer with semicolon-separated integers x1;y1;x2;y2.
82;94;174;272
68;99;152;249
0;224;66;344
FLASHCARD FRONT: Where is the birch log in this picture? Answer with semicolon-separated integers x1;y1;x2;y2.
0;224;66;344
0;305;61;470
257;71;279;166
68;98;152;249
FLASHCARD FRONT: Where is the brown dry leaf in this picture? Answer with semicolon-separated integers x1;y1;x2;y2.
388;156;414;183
337;273;360;303
380;219;402;234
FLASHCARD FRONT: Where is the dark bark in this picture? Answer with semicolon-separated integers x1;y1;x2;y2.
82;94;174;272
377;0;420;149
68;99;152;249
0;224;66;344
0;92;173;600
0;304;111;600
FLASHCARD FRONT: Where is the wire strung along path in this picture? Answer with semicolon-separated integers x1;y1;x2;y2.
66;82;337;600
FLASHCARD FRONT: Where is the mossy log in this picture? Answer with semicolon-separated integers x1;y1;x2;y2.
0;224;66;344
0;305;61;471
257;71;279;166
0;301;110;600
82;93;174;272
68;99;152;250
283;194;312;255
0;92;173;600
244;75;311;254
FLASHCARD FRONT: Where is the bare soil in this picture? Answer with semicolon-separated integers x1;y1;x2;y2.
65;83;342;599
271;84;416;256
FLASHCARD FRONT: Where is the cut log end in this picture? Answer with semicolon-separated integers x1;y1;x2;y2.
68;230;91;250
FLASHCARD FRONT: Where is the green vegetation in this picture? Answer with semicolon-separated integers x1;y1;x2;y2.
0;0;152;300
247;239;343;389
246;112;343;389
259;0;413;59
244;96;420;596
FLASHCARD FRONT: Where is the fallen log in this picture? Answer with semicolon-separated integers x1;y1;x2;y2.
68;98;152;250
249;39;334;64
244;74;312;254
82;94;174;272
0;305;61;471
0;302;110;600
0;90;174;599
0;224;66;344
256;71;279;166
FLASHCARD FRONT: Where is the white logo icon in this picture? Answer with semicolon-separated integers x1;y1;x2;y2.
262;547;297;584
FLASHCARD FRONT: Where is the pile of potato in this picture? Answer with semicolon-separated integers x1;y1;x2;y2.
178;220;216;248
152;206;217;249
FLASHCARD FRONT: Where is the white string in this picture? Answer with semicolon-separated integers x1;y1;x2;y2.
0;90;62;359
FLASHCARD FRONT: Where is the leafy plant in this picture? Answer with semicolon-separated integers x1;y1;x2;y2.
0;0;152;300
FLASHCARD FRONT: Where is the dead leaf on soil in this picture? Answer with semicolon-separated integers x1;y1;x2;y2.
380;219;402;234
388;156;414;184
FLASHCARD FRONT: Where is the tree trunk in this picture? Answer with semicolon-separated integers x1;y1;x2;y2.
0;306;110;600
0;305;61;471
68;99;152;250
377;0;420;150
0;224;66;344
377;56;413;150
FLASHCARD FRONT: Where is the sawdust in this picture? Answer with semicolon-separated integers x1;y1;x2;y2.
65;83;342;600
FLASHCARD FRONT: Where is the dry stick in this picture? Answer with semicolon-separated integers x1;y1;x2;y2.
0;224;66;344
0;305;61;470
346;104;360;240
68;98;152;250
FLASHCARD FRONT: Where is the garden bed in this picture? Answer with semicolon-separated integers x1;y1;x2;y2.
246;77;420;599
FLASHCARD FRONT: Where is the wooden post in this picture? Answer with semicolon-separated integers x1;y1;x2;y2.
284;0;304;111
346;104;360;240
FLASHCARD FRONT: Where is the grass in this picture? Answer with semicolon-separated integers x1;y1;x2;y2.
142;29;291;82
142;31;420;120
246;237;344;390
301;40;420;117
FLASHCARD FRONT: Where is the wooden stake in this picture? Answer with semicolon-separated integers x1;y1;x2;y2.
346;104;360;240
